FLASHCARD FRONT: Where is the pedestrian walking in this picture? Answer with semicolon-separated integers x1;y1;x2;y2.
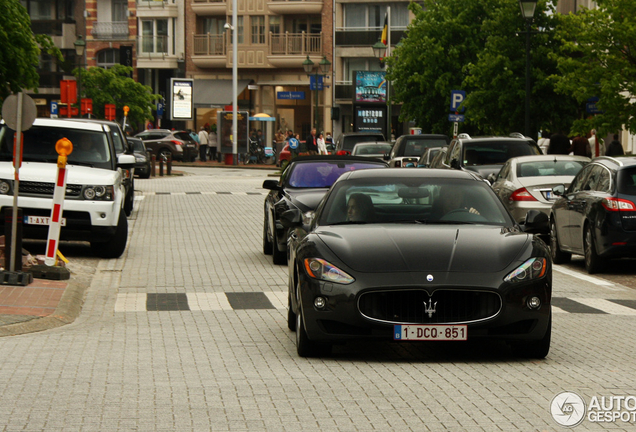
606;134;624;156
198;126;209;162
305;128;318;155
208;126;218;162
589;129;605;158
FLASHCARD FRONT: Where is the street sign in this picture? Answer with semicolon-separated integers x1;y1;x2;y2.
277;92;305;100
105;104;116;121
1;93;37;131
448;114;465;122
450;90;466;113
309;75;323;91
288;138;299;150
157;101;164;118
50;101;59;117
60;80;77;104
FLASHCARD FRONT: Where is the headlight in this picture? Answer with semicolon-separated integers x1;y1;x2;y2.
83;185;114;201
304;258;355;284
0;180;11;194
504;258;547;283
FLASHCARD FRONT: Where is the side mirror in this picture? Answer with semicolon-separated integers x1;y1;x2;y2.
117;154;136;167
522;210;549;234
280;208;302;229
262;179;280;190
552;184;565;196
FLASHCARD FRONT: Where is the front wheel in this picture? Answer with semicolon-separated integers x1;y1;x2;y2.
295;304;331;357
511;313;551;359
550;220;571;264
263;215;273;255
584;224;605;274
90;211;128;259
272;229;287;265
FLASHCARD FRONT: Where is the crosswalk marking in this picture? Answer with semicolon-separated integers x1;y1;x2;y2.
553;265;620;289
571;298;636;316
265;292;287;310
114;293;147;312
186;293;233;311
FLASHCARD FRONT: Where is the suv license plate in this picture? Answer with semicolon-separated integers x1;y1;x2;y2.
394;324;467;341
24;216;66;226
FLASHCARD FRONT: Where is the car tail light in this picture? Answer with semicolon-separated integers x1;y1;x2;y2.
602;197;636;211
171;140;183;148
336;150;350;156
509;188;537;202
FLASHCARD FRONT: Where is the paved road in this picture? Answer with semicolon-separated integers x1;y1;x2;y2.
1;167;635;431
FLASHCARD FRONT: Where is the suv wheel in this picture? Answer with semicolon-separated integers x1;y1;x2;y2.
124;188;134;216
90;211;128;258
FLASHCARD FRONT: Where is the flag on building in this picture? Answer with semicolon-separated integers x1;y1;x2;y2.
381;14;388;45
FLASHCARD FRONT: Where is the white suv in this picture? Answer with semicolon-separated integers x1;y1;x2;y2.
0;118;136;258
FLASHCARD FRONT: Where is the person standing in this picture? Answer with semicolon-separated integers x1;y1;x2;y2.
537;131;550;155
208;125;218;162
569;135;591;157
305;128;318;155
198;126;209;162
547;131;571;155
316;132;327;155
589;129;605;158
606;134;624;156
325;132;334;154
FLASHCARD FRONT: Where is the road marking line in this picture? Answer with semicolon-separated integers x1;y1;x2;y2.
571;298;636;316
265;292;287;310
553;265;623;290
186;293;233;311
114;293;147;312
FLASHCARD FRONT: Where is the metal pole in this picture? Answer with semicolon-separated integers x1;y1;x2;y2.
386;6;391;140
314;73;318;129
9;93;24;272
525;20;531;137
232;0;238;165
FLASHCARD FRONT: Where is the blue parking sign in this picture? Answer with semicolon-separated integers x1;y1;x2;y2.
50;101;58;116
450;90;466;113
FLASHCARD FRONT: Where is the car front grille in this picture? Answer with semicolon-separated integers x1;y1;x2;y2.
358;289;501;324
18;181;82;198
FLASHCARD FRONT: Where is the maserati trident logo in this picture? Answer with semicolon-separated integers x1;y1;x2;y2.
424;299;437;318
426;274;434;282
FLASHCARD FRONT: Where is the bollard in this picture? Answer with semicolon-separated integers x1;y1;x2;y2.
159;154;164;176
4;208;23;272
167;154;172;175
151;154;156;177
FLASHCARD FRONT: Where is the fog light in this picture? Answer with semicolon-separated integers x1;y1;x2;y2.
314;296;327;309
527;296;541;309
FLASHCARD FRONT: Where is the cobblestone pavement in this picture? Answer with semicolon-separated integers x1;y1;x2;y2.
1;167;635;431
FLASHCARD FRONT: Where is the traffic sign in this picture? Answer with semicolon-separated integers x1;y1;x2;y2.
50;101;59;117
157;101;164;117
310;75;323;91
450;90;466;113
448;114;465;122
289;138;299;150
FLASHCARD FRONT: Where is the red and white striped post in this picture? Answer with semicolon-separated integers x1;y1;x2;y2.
45;138;73;266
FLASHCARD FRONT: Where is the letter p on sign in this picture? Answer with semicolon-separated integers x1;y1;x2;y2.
450;90;466;113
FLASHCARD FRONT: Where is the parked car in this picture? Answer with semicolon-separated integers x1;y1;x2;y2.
128;137;152;179
429;146;449;169
0;118;134;258
262;155;388;265
350;142;392;159
418;146;448;168
67;118;136;216
491;155;589;223
439;133;542;180
334;132;386;155
390;134;450;167
283;168;551;358
549;156;636;274
135;129;198;162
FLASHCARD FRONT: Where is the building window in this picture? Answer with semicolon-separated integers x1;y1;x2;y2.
237;16;244;44
112;0;128;22
96;49;121;69
201;17;227;34
342;58;384;83
251;16;265;44
141;19;169;54
21;0;53;20
269;16;281;35
343;3;409;30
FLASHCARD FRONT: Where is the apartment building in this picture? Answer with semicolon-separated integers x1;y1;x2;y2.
333;1;413;139
187;0;332;138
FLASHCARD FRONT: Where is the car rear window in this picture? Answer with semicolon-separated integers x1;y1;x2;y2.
343;135;385;150
464;141;540;166
173;132;192;141
617;168;636;196
517;160;586;178
287;161;386;188
404;139;448;156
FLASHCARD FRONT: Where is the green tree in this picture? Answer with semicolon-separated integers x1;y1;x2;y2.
552;0;636;136
76;64;160;130
0;0;62;104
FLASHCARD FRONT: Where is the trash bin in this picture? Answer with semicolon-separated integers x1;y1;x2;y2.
224;153;233;165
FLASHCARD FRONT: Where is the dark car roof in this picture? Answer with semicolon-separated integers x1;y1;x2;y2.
396;134;449;141
340;167;482;181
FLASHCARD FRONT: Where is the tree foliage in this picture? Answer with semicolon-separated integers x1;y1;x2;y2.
552;0;636;136
76;65;160;129
0;0;62;105
387;0;579;138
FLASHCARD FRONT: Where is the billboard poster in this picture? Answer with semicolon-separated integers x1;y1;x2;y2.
354;106;386;133
217;111;249;154
355;71;386;103
170;78;194;120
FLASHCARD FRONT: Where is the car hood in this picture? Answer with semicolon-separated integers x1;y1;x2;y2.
287;188;329;212
0;162;119;184
315;224;528;273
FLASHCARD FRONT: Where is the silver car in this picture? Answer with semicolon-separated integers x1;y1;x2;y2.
491;155;590;223
350;142;392;159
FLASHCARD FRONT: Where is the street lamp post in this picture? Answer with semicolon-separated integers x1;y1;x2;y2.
519;0;538;138
74;35;86;115
224;19;238;165
303;55;331;132
373;6;392;140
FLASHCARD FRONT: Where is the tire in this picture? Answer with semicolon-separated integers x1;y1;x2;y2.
139;165;151;179
124;189;134;217
584;224;605;274
287;293;296;331
272;228;287;265
550;220;571;264
295;302;331;357
90;211;128;259
243;153;250;165
263;215;273;255
511;313;551;359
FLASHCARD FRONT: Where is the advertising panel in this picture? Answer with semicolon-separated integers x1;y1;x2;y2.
217;111;249;154
354;106;386;133
355;71;386;103
170;78;194;120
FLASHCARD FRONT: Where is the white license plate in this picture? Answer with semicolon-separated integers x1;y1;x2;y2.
545;191;554;200
24;216;66;226
394;324;467;341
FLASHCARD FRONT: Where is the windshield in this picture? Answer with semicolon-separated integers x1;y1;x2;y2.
131;140;146;152
352;144;392;156
464;141;540;166
403;139;448;156
517;160;586;178
343;135;384;150
287;161;385;188
319;178;512;226
0;124;112;169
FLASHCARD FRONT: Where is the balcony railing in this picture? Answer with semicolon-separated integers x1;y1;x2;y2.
138;35;169;54
91;21;129;39
269;32;321;55
31;19;74;36
193;33;226;56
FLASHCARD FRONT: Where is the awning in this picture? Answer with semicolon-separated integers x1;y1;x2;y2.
193;79;252;108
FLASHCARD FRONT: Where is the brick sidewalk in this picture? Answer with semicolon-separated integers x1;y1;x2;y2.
0;279;67;318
